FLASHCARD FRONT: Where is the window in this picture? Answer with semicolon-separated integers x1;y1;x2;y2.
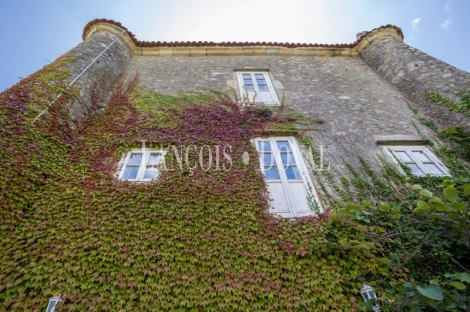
118;149;165;181
254;137;322;218
236;72;279;105
385;146;450;176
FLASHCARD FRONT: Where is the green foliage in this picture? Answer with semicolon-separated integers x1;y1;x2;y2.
439;126;470;161
425;91;470;116
381;272;470;311
331;155;470;310
405;98;470;177
306;183;321;214
131;87;231;111
406;99;439;133
0;71;387;310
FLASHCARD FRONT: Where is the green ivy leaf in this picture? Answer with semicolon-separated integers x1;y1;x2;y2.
346;203;362;212
457;273;470;283
414;201;430;214
361;200;373;208
434;203;450;213
452;202;467;212
463;184;470;196
419;190;433;198
449;281;466;290
444;300;456;309
443;186;459;202
416;285;444;301
378;204;391;212
429;197;442;204
412;184;423;190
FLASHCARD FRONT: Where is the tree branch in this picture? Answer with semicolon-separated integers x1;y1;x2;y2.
380;232;430;284
374;231;426;243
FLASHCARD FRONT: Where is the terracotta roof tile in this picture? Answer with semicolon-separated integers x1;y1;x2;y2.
82;18;404;48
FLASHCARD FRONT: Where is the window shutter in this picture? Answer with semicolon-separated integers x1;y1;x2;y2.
255;138;321;218
237;72;279;105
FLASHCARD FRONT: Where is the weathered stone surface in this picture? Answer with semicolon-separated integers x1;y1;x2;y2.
124;55;427;196
375;135;426;145
65;32;131;126
361;37;470;131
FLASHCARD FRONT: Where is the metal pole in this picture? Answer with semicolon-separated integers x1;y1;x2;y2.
32;29;126;123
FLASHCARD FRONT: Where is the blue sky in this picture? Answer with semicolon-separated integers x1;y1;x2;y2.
1;0;469;91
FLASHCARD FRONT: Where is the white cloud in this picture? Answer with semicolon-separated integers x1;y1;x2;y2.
440;17;452;30
411;17;421;31
444;3;450;11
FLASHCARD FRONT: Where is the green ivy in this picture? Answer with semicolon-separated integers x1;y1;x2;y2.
439;126;470;161
425;91;470;116
0;69;388;311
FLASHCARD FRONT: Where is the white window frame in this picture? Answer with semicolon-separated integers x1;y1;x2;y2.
384;146;450;176
236;71;280;105
118;149;166;181
254;137;322;218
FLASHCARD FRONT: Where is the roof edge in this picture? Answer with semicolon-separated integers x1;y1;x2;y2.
82;18;404;56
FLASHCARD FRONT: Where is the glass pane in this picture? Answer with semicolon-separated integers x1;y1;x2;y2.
407;164;424;175
262;153;276;166
243;79;253;84
128;153;143;165
242;74;251;79
264;166;280;180
412;151;430;162
258;84;269;91
255;74;264;79
46;300;60;312
244;84;255;91
280;153;296;165
394;151;412;162
258;141;272;152
276;141;292;152
143;168;159;179
424;163;443;175
123;166;139;179
147;153;162;165
284;166;302;180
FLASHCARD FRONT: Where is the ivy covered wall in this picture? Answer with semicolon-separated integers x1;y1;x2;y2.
1;22;469;311
0;58;389;311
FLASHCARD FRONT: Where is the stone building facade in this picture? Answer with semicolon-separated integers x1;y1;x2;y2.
2;18;470;310
68;19;470;204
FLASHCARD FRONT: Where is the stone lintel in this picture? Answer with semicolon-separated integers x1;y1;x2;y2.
375;135;428;145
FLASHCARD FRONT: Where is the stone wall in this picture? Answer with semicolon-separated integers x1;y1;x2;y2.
361;37;470;131
125;55;428;198
65;32;131;127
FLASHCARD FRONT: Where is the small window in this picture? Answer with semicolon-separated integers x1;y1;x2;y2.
385;146;450;176
118;149;165;181
237;72;279;105
254;137;322;218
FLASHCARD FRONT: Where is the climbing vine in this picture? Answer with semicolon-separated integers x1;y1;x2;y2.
425;91;470;116
0;63;388;311
320;94;470;310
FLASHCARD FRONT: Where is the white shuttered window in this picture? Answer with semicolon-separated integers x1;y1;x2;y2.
255;137;322;218
237;72;279;105
118;149;166;181
385;146;450;176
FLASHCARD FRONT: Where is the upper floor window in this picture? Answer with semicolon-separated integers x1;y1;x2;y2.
385;146;450;176
118;149;165;181
236;72;279;105
254;137;322;218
